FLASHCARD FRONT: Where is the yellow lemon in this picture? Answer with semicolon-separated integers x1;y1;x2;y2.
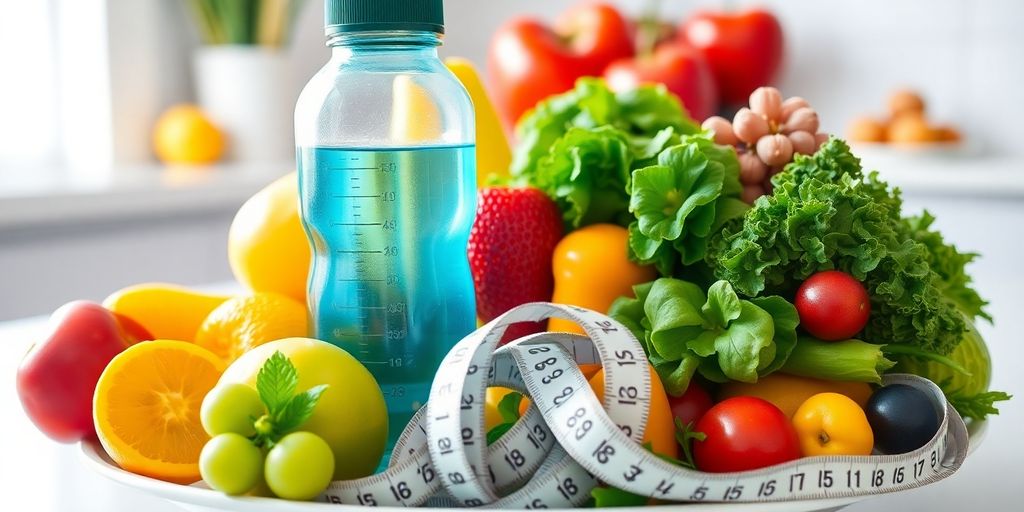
228;173;310;305
153;104;226;164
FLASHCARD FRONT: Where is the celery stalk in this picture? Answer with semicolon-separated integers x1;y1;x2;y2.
781;337;895;383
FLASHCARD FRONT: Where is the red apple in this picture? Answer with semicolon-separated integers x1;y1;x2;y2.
603;43;718;121
17;301;152;442
679;9;784;104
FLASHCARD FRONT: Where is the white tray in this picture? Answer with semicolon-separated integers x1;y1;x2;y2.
78;420;985;512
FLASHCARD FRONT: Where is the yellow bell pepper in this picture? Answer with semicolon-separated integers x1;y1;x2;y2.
548;224;658;334
445;57;512;185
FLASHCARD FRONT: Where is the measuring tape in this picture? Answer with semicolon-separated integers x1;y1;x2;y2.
322;302;969;507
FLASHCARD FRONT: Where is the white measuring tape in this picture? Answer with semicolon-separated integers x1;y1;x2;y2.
322;302;969;507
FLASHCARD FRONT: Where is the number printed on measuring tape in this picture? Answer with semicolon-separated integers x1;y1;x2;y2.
322;303;970;508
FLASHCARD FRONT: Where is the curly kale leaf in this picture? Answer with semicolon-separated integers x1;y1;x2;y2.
707;137;985;354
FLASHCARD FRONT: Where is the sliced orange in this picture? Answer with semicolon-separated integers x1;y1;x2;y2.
93;340;225;483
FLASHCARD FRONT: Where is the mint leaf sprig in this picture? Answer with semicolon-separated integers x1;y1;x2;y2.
252;351;327;448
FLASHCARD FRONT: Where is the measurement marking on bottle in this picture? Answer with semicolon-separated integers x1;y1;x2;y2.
333;222;383;226
338;278;385;282
331;167;377;171
332;305;386;310
337;250;384;254
334;194;381;199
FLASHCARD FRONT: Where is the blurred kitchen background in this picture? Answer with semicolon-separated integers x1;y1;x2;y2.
1;0;1021;320
1;2;1022;511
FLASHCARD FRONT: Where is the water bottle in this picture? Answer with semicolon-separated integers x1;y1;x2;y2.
295;0;476;459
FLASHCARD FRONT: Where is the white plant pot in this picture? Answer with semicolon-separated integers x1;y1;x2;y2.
193;46;293;162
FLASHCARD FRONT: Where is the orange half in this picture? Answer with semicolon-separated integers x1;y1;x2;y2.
93;340;225;483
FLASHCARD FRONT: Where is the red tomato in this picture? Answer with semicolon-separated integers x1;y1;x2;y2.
16;301;152;442
795;270;871;341
667;381;713;429
693;396;801;473
487;3;633;129
603;43;718;121
678;9;784;104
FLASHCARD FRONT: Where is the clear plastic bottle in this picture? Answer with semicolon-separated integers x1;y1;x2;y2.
294;0;476;458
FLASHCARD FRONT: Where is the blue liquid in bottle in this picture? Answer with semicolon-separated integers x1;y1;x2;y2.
295;0;476;466
297;144;476;459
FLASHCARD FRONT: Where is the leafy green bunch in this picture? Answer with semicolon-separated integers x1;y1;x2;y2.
510;78;701;229
610;278;798;395
627;136;748;276
706;138;987;356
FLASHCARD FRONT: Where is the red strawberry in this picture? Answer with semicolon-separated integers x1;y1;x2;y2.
468;187;564;344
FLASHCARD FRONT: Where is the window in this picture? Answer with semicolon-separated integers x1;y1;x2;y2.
0;0;60;169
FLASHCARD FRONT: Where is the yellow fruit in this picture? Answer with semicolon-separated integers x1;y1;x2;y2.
484;363;604;432
103;283;230;342
589;365;678;460
792;392;874;456
391;74;442;142
228;173;310;305
446;57;512;184
847;116;887;143
887;89;925;118
153;104;226;164
887;114;936;144
549;224;658;334
218;338;388;480
718;373;872;419
93;340;225;483
195;292;308;364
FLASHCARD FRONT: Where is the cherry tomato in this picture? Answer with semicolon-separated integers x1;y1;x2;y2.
693;396;801;473
795;270;870;341
667;381;713;429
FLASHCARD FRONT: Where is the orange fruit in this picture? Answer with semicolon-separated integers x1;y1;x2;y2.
847;116;888;143
589;364;679;460
719;373;872;419
228;173;310;305
550;224;658;334
103;283;231;342
484;364;603;431
153;105;226;164
195;292;308;364
93;340;225;483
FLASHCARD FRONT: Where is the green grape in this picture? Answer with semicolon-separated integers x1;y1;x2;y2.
265;432;335;500
201;383;265;436
199;433;264;495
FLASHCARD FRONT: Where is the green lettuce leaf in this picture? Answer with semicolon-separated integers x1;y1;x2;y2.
627;137;747;270
510;78;701;229
612;278;798;394
531;126;632;227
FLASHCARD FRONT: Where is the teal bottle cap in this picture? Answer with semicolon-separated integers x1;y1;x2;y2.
325;0;444;35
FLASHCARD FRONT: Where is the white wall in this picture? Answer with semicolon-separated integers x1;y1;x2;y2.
276;0;1024;157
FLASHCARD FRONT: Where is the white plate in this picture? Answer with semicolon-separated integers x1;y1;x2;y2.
79;420;986;512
